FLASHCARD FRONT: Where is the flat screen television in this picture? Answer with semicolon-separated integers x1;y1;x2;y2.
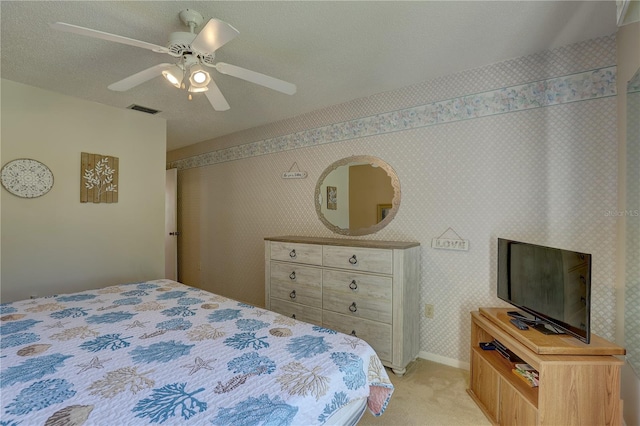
497;238;592;343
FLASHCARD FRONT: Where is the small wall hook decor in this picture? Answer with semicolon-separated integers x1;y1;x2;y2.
282;162;307;179
432;227;469;251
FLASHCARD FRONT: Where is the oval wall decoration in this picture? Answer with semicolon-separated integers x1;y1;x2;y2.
1;158;54;198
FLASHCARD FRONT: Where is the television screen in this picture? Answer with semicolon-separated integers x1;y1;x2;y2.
497;238;591;343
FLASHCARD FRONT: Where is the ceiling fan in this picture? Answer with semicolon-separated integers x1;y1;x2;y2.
50;9;296;111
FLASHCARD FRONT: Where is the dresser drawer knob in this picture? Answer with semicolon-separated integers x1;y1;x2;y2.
349;280;358;290
289;249;297;259
349;255;358;265
289;271;296;280
351;330;357;337
290;290;296;299
349;302;357;313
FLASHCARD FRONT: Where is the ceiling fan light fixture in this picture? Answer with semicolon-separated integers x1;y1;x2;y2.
162;65;184;88
193;70;207;84
189;65;211;89
188;85;209;93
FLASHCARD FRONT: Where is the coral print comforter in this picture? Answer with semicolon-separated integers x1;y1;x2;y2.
0;279;393;425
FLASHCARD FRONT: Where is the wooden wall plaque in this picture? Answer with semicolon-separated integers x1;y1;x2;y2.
81;152;118;203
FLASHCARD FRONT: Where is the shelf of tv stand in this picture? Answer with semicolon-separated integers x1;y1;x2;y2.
472;343;539;406
468;308;625;426
479;307;626;356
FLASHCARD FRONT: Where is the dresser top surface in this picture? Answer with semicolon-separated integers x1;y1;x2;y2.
265;236;420;249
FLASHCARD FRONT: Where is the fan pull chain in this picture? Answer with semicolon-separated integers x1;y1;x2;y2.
180;55;190;91
185;57;192;100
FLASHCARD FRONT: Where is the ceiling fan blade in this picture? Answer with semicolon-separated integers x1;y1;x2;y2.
204;80;230;111
215;62;296;95
108;63;174;91
50;22;170;53
190;19;239;55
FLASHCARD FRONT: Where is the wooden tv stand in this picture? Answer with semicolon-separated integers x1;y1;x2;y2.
468;308;625;426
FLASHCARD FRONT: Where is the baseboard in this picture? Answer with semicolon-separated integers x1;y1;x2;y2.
418;351;470;370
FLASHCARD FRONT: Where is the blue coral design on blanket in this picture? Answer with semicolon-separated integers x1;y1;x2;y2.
0;280;393;425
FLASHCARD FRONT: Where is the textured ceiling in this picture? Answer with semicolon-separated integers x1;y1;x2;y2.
0;1;617;151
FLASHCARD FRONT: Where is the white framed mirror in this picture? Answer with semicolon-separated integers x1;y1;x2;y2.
314;155;400;236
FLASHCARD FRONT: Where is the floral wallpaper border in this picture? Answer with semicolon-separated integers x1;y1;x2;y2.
169;66;617;171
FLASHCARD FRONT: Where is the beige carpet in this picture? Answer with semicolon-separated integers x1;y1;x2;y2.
358;358;491;426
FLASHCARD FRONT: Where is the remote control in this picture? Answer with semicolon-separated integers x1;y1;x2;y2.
510;318;529;330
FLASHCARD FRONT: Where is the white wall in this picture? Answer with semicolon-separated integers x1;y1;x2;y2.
1;79;167;302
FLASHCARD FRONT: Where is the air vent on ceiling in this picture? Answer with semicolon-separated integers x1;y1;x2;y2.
127;104;161;115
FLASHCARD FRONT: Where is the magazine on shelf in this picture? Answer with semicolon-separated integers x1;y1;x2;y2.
512;363;539;387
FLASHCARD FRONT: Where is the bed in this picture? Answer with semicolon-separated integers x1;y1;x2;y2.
0;279;393;425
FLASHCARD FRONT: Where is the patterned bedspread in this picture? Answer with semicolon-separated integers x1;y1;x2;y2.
0;279;393;425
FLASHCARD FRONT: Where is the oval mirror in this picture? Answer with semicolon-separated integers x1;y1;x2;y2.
315;156;401;236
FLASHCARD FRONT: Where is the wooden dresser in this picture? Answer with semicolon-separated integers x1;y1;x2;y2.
264;236;420;376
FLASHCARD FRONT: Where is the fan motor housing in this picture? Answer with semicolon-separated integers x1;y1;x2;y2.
167;32;196;56
167;31;215;65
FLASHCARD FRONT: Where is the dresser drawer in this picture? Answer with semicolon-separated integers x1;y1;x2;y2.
270;298;323;326
322;270;392;324
323;245;393;274
322;312;392;361
270;262;322;308
270;241;322;265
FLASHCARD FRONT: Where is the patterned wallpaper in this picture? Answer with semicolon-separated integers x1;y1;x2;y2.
170;35;620;365
625;70;640;373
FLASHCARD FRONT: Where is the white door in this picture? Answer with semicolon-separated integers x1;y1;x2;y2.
165;168;178;280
